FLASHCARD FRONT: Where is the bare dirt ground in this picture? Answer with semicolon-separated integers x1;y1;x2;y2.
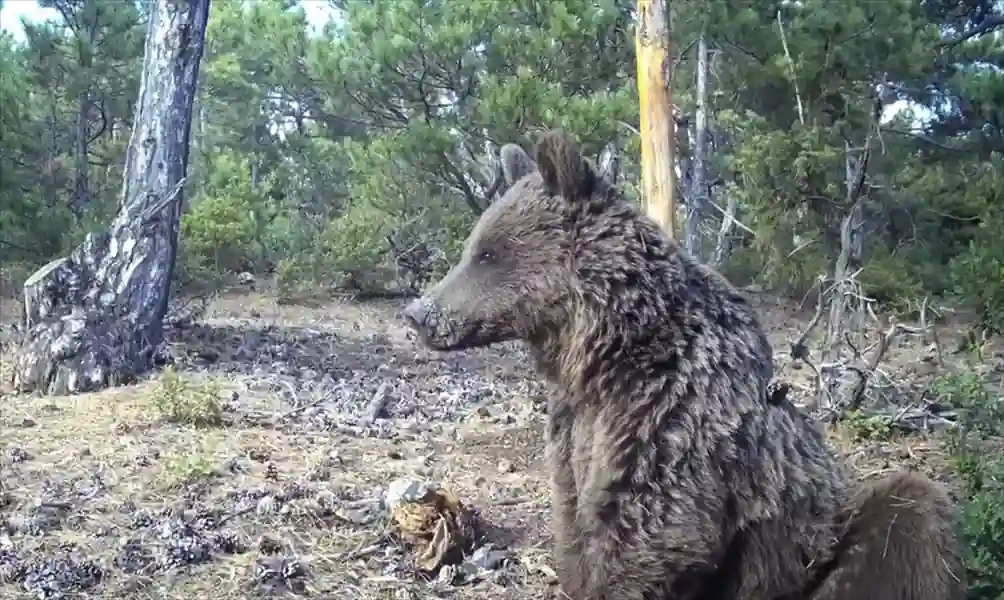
0;285;990;599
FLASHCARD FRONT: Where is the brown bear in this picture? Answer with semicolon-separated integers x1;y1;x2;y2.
403;129;966;600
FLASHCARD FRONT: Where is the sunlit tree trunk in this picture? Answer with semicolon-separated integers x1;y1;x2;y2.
635;0;677;238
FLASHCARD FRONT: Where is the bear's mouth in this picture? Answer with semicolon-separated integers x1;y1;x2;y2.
412;324;491;352
403;297;520;352
406;315;512;352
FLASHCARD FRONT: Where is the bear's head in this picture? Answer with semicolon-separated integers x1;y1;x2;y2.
403;129;678;353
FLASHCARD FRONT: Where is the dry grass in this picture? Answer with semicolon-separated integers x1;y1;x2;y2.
1;374;557;598
0;288;973;599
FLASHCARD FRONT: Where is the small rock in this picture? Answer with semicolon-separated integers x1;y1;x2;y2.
335;498;383;525
220;457;248;474
386;478;433;508
497;459;515;474
455;550;509;584
467;543;509;571
436;563;458;586
363;382;392;423
256;496;278;516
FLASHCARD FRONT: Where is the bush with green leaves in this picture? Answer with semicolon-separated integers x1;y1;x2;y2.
932;157;1004;334
856;249;926;315
151;366;224;427
951;222;1004;335
841;409;895;442
930;371;1004;599
319;200;397;289
280;133;479;294
178;151;276;279
0;262;33;300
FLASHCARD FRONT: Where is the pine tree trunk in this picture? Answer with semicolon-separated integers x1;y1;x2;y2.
13;0;210;396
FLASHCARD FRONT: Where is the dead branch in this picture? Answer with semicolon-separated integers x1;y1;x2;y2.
790;277;826;364
788;277;828;409
775;10;805;126
847;322;913;413
785;272;943;422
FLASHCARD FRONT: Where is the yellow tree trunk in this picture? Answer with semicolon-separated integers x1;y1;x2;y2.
635;0;677;238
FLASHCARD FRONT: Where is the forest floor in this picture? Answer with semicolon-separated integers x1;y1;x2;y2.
0;283;996;599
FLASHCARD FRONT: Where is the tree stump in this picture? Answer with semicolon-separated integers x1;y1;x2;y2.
12;0;211;396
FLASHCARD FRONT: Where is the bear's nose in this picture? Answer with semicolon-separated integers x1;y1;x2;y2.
402;298;429;330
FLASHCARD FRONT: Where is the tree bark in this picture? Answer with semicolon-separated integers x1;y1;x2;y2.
598;142;621;184
826;141;867;348
73;89;91;216
13;0;210;396
684;31;709;259
635;0;677;238
712;196;738;268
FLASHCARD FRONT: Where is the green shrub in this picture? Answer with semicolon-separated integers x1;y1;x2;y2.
841;409;894;442
930;371;1004;599
951;229;1004;335
178;151;276;278
151;367;224;427
320;201;396;288
181;193;258;271
721;243;831;298
857;250;925;314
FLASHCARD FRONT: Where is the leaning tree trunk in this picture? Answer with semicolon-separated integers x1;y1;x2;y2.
13;0;210;396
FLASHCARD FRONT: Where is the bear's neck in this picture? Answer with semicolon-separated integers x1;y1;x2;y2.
534;239;771;412
549;303;677;402
528;280;684;401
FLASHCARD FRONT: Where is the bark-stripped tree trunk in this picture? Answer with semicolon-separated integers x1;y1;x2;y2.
13;0;210;396
712;196;738;268
684;31;709;259
635;0;677;238
826;140;867;346
597;142;621;185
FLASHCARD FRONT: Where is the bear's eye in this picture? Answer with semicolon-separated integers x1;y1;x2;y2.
476;250;495;265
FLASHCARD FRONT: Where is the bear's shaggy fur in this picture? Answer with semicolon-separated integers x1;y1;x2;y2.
403;129;965;600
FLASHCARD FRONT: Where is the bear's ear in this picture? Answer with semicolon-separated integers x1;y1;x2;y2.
534;129;596;201
500;143;537;187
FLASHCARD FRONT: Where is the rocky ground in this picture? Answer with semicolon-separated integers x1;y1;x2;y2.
0;287;978;599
